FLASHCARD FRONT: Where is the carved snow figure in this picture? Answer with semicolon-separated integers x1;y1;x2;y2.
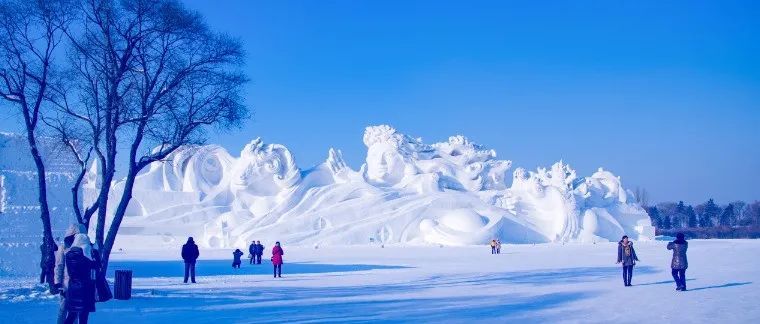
361;125;422;187
229;138;301;216
93;124;653;249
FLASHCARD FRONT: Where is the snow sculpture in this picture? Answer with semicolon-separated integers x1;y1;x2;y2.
0;133;80;276
231;138;301;197
362;125;422;186
361;125;512;193
97;125;653;249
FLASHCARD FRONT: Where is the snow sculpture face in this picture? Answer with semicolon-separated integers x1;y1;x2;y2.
230;138;300;197
365;142;407;185
363;125;416;186
182;146;234;195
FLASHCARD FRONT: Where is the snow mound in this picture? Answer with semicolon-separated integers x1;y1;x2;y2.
92;125;653;249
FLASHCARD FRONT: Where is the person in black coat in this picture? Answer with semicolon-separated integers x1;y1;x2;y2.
63;234;98;324
248;241;256;265
181;237;200;283
255;241;264;264
232;249;244;269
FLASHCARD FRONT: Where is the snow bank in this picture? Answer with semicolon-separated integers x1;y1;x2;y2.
93;125;652;249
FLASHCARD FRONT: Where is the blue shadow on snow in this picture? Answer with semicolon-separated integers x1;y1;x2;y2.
107;259;407;278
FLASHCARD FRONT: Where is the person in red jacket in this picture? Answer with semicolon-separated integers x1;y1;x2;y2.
271;242;284;278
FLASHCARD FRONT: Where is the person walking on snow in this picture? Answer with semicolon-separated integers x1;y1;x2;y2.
496;240;502;254
55;223;86;324
668;233;689;291
616;235;639;286
490;239;497;254
182;237;200;283
271;242;284;278
232;249;244;269
62;234;99;324
248;241;258;264
255;241;264;264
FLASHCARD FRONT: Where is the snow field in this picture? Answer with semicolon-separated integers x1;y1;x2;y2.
1;240;757;323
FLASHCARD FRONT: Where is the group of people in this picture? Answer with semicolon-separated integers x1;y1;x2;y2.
616;232;689;291
490;239;503;254
247;240;265;265
181;238;286;281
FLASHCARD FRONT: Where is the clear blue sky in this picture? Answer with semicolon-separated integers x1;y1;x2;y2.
2;1;759;204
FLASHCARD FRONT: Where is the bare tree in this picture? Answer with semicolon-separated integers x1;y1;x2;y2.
633;186;649;208
51;0;248;270
0;0;72;280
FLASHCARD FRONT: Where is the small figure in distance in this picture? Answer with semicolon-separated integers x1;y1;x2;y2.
271;242;284;278
248;240;256;265
232;249;244;269
255;241;264;265
181;237;199;283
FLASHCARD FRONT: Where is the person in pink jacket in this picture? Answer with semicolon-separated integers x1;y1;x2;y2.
271;242;284;278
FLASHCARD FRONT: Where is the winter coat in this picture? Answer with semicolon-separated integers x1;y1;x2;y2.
257;244;265;255
271;246;284;266
55;224;86;289
248;244;256;255
182;241;200;263
64;247;97;313
617;241;639;266
667;240;688;270
233;250;244;263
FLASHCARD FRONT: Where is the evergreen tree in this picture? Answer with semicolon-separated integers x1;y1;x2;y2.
719;204;735;227
662;213;672;230
700;199;721;228
673;201;687;229
647;206;662;228
686;206;698;228
748;201;760;226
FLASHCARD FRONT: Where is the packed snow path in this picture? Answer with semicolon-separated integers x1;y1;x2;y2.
1;240;757;323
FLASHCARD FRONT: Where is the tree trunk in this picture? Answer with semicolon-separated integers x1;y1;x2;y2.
101;167;137;271
26;131;55;282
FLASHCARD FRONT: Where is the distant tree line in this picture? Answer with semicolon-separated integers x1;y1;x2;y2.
644;199;760;239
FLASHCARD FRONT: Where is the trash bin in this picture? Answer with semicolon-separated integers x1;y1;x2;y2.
114;270;133;300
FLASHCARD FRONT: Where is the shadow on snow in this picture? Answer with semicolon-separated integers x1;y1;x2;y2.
107;260;407;278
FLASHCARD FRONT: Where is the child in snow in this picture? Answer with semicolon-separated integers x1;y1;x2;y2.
616;235;639;286
271;242;284;278
496;240;502;254
232;249;244;269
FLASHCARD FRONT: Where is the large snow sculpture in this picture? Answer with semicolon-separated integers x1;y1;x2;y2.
99;125;653;249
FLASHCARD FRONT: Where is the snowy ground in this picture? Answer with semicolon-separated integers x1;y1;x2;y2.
1;240;757;323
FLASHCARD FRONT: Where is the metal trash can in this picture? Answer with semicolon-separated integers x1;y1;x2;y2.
114;270;133;300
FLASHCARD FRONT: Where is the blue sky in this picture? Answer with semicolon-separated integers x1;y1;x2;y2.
2;1;759;204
